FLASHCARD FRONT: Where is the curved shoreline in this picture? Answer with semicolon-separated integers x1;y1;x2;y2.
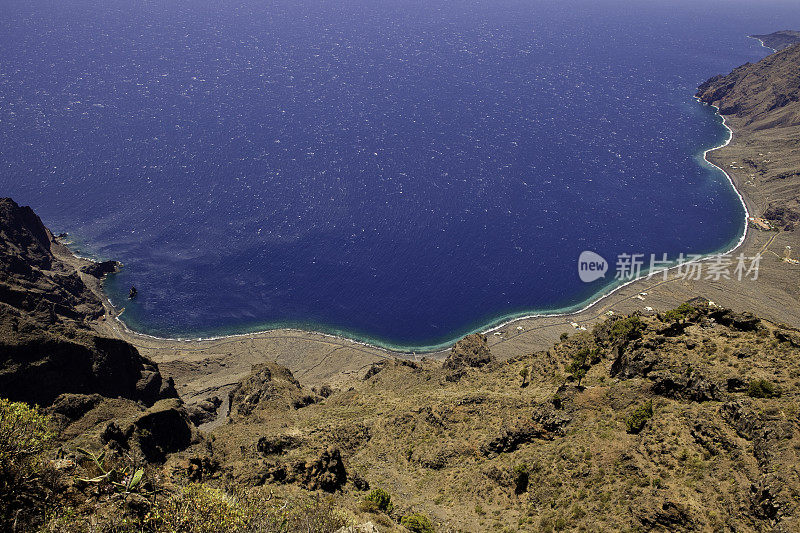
90;100;750;355
748;35;778;53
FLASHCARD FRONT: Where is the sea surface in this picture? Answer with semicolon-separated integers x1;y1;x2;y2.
2;0;799;350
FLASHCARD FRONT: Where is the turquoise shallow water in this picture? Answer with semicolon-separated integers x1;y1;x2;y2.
2;0;798;351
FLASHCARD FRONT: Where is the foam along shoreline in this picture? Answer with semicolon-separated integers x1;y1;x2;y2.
90;98;748;355
95;98;748;355
749;35;778;53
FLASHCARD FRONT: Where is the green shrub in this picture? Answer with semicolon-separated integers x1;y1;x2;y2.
149;484;348;533
609;316;645;344
747;379;782;398
363;487;393;513
662;303;696;323
565;347;600;386
149;483;246;532
0;398;52;473
519;367;529;387
243;490;348;532
401;512;435;532
625;400;653;434
0;398;53;526
551;394;563;409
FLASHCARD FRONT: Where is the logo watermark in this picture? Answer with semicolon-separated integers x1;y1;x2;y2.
578;251;761;283
578;250;608;282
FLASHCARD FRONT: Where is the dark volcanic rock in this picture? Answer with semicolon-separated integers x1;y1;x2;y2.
80;260;121;279
610;345;662;379
481;405;570;456
708;309;761;332
763;205;800;231
257;434;303;455
47;393;103;421
774;328;800;347
0;198;175;408
263;447;347;492
726;378;748;393
186;396;222;426
690;419;736;456
633;499;693;531
227;362;313;419
0;198;103;322
750;30;800;51
363;361;386;380
696;44;800;129
721;399;793;467
100;421;131;449
651;371;721;402
0;198;55;271
132;399;195;463
0;335;176;407
444;333;493;372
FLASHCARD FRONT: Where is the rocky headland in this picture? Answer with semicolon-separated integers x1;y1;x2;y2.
749;30;800;51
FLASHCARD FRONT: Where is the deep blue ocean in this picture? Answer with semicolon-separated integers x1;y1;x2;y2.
2;0;799;350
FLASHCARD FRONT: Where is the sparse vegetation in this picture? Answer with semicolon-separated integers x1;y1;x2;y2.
76;447;146;494
362;487;393;514
4;298;800;532
565;347;600;386
401;512;435;532
625;400;654;434
149;485;349;532
0;398;53;527
747;379;782;398
663;303;696;323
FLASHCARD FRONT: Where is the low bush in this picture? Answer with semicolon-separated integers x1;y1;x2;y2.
149;484;246;532
747;379;781;398
362;487;393;513
625;400;653;434
401;512;435;533
513;463;530;494
662;303;696;323
609;316;645;344
0;398;54;527
149;484;349;532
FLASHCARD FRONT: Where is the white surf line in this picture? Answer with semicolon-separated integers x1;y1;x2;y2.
109;310;390;351
480;99;750;338
96;100;749;356
748;35;777;53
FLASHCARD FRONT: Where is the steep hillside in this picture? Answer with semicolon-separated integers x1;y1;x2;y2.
750;30;800;51
696;43;800;232
696;43;800;131
188;301;800;532
0;198;175;405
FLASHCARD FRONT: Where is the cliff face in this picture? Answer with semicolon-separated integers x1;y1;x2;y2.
696;43;800;130
750;30;800;51
0;198;104;324
0;197;174;406
696;43;800;229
